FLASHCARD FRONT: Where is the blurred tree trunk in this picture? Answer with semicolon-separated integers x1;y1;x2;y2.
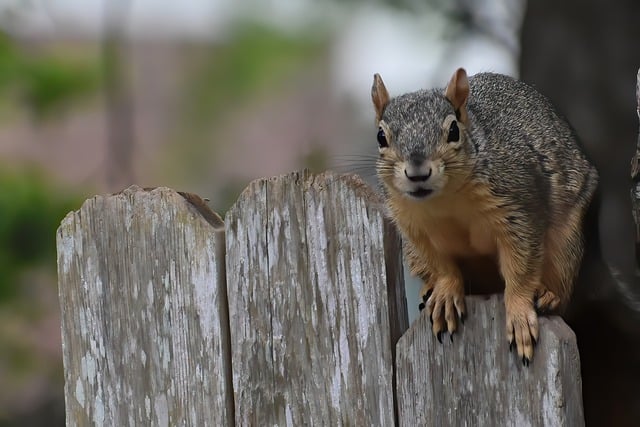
520;2;640;426
103;0;134;190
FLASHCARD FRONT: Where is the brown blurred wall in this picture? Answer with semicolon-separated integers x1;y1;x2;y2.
520;1;640;425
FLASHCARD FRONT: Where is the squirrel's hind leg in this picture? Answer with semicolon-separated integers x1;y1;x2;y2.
540;207;586;312
534;288;562;313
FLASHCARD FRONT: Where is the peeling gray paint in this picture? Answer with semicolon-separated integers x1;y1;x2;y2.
56;186;232;426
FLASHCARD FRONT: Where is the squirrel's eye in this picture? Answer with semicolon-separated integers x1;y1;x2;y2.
377;128;388;148
447;120;460;143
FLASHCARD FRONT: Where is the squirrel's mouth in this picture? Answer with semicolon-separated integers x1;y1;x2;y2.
407;188;433;199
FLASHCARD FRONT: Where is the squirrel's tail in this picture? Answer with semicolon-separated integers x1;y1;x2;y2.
568;188;640;342
567;187;640;423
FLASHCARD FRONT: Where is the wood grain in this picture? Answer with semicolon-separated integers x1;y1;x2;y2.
225;170;408;426
56;186;232;426
396;294;584;427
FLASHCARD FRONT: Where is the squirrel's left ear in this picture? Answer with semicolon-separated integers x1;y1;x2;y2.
445;68;469;123
372;73;390;122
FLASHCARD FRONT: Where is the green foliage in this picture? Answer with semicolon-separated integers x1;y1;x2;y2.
169;22;326;181
187;23;325;124
0;168;80;302
0;31;100;119
21;56;99;118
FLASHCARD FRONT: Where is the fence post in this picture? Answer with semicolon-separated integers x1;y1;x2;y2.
56;186;232;426
225;171;408;425
395;294;584;426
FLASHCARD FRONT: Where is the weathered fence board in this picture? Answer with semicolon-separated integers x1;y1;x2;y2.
225;171;408;425
396;294;584;427
56;186;232;426
56;172;586;426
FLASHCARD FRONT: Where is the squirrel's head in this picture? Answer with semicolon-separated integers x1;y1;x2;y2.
371;68;472;201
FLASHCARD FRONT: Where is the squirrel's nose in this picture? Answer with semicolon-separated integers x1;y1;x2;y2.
404;165;432;182
405;153;432;181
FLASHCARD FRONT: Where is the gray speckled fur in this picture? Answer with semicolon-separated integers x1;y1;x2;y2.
380;72;598;239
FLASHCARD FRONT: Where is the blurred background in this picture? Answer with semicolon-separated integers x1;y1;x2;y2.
0;0;639;425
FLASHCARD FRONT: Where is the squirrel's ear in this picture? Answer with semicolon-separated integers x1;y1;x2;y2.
445;68;469;123
372;73;390;122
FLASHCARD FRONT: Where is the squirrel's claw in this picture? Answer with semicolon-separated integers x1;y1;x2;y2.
421;279;465;341
454;298;466;325
423;290;433;302
505;294;538;365
419;284;433;313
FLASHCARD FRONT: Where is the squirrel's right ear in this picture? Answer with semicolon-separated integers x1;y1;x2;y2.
372;73;390;122
445;68;469;123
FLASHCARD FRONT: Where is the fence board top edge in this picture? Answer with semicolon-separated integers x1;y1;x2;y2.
58;172;384;238
225;169;385;218
57;185;224;233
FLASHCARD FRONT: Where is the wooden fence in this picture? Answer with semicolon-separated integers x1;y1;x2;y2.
56;170;584;426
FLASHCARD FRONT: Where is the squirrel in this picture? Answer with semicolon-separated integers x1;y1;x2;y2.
370;68;599;365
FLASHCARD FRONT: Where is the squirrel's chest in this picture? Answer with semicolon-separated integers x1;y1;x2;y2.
392;194;498;258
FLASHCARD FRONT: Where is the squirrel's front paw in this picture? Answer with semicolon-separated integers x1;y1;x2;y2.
505;294;538;366
419;279;466;342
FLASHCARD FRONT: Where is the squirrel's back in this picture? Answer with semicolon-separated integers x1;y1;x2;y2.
465;72;598;222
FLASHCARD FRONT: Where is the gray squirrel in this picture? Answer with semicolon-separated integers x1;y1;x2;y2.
371;68;599;364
